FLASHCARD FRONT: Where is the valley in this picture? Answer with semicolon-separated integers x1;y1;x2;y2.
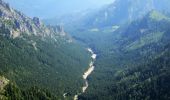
1;0;170;100
74;48;97;100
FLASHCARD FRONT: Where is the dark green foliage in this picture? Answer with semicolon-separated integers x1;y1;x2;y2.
0;31;91;99
4;83;58;100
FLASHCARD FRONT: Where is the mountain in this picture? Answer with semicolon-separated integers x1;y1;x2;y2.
0;0;69;39
0;0;91;99
44;0;170;29
5;0;114;18
81;0;170;28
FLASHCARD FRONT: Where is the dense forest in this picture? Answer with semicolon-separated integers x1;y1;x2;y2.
0;34;91;99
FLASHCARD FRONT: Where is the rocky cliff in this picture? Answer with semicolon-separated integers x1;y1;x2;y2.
0;0;68;39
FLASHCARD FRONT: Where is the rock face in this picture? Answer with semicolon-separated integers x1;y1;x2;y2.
0;0;67;39
0;0;11;10
56;25;66;36
33;17;42;27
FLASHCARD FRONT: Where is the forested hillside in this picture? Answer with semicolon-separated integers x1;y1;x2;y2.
0;0;91;99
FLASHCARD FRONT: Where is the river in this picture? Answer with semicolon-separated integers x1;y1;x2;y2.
73;48;97;100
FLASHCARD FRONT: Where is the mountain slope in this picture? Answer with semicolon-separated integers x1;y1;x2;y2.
0;0;91;99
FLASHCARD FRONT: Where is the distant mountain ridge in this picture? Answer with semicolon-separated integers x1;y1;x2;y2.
44;0;170;29
81;0;170;28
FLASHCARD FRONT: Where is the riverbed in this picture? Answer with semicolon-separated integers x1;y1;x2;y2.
73;48;97;100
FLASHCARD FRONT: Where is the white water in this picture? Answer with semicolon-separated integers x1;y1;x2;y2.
73;48;97;100
63;93;67;98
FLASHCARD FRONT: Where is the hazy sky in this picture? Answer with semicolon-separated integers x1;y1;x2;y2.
5;0;115;19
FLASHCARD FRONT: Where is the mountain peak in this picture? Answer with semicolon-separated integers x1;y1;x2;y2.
0;0;68;39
